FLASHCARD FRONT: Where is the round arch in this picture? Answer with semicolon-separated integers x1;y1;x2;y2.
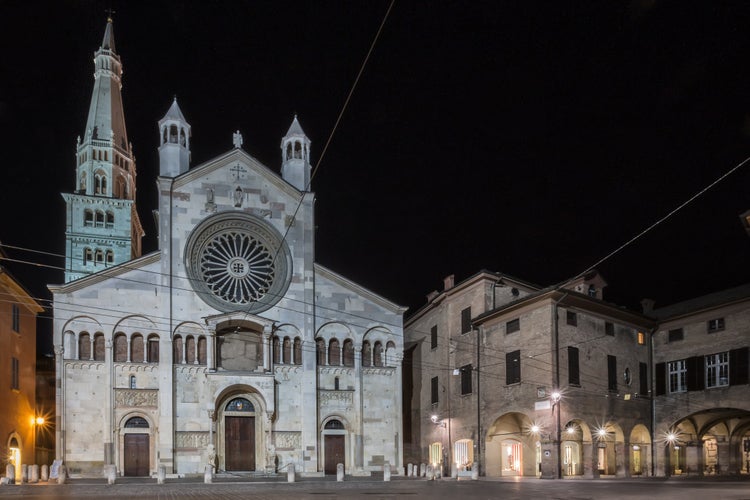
214;385;269;473
485;412;536;477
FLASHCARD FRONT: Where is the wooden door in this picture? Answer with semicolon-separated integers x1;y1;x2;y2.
225;416;255;470
124;434;149;476
324;435;345;475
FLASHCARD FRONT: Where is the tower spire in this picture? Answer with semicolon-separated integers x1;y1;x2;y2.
62;18;143;283
280;115;311;191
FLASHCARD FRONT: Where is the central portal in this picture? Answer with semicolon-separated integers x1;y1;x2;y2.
225;416;255;470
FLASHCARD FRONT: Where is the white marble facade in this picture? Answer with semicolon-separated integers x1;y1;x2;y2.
51;56;405;476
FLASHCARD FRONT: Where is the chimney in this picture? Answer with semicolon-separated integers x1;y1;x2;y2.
443;274;455;291
641;298;655;315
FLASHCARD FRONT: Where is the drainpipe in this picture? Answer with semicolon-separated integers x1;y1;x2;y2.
649;326;656;477
552;292;568;479
476;325;481;476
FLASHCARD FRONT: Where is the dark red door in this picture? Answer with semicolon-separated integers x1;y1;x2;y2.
225;416;255;470
124;434;149;476
324;435;345;474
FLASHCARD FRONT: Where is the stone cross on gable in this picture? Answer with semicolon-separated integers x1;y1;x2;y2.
233;130;243;149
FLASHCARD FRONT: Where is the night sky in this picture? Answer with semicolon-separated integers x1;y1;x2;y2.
2;1;750;349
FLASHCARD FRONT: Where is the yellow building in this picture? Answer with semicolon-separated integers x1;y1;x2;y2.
0;252;44;482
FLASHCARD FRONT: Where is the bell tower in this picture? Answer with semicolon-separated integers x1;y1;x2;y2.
62;17;143;283
158;97;191;178
280;115;311;191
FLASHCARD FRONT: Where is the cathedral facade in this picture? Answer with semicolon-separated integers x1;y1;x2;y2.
51;19;405;477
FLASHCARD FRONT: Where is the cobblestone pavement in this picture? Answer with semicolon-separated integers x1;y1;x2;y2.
1;476;750;500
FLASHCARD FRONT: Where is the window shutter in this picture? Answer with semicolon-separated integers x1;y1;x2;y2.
639;362;648;396
730;347;749;386
568;346;580;385
607;355;617;391
686;356;704;391
655;362;666;396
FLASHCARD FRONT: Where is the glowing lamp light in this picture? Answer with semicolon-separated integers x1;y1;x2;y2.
430;415;439;424
666;432;677;443
36;417;45;426
530;425;540;434
566;426;576;435
597;428;607;437
551;391;561;402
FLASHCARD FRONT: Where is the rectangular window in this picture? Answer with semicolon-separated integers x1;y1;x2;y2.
639;362;648;396
506;318;520;334
461;307;471;334
568;346;580;386
637;332;645;345
460;364;472;395
567;311;577;326
607;355;617;391
605;321;614;336
506;350;521;385
707;318;725;333
706;352;729;388
431;376;439;405
430;325;438;350
668;328;684;342
11;357;19;390
668;360;687;393
11;304;19;333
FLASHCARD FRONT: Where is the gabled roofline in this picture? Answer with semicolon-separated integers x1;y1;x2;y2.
0;267;44;314
405;269;541;326
472;286;655;329
651;282;750;322
170;148;306;200
48;251;160;294
314;263;407;315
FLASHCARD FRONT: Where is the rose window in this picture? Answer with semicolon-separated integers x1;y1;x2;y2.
185;213;292;313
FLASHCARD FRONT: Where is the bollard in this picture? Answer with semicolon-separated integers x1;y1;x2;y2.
29;465;39;483
157;465;166;485
41;464;49;482
383;462;391;482
421;463;427;477
425;464;433;480
105;465;116;485
57;465;67;484
407;463;413;477
287;463;295;483
336;463;344;482
471;462;478;480
204;464;213;484
21;464;28;483
5;464;15;485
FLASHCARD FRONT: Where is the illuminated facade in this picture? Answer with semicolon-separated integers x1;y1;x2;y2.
50;19;405;478
405;271;654;478
0;254;44;482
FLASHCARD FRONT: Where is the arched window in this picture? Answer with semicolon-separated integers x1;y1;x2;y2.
325;419;344;430
84;209;94;226
225;398;254;412
125;417;149;428
147;334;159;363
294;141;302;159
79;332;91;360
272;336;281;364
93;333;105;361
162;127;168;144
329;338;340;366
169;125;178;143
95;249;104;264
180;128;186;146
106;211;114;227
173;335;183;364
286;143;293;161
80;172;87;191
316;338;326;365
113;333;127;362
101;175;107;195
343;339;354;367
130;375;136;389
106;250;114;265
373;342;383;367
293;337;302;365
335;376;340;390
186;336;196;364
283;337;291;364
362;341;372;367
197;336;207;365
95;210;105;227
131;334;144;363
84;248;93;264
385;341;396;367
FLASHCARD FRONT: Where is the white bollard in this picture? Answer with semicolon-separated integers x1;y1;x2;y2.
425;464;433;480
407;463;413;477
157;465;166;485
204;464;213;484
40;464;49;482
21;464;28;483
57;465;67;485
5;464;15;485
383;462;391;482
287;463;295;483
105;465;116;485
29;465;39;483
336;463;344;482
471;462;478;480
421;463;426;477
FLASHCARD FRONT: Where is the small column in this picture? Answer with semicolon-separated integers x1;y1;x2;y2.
207;327;216;370
262;325;272;371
